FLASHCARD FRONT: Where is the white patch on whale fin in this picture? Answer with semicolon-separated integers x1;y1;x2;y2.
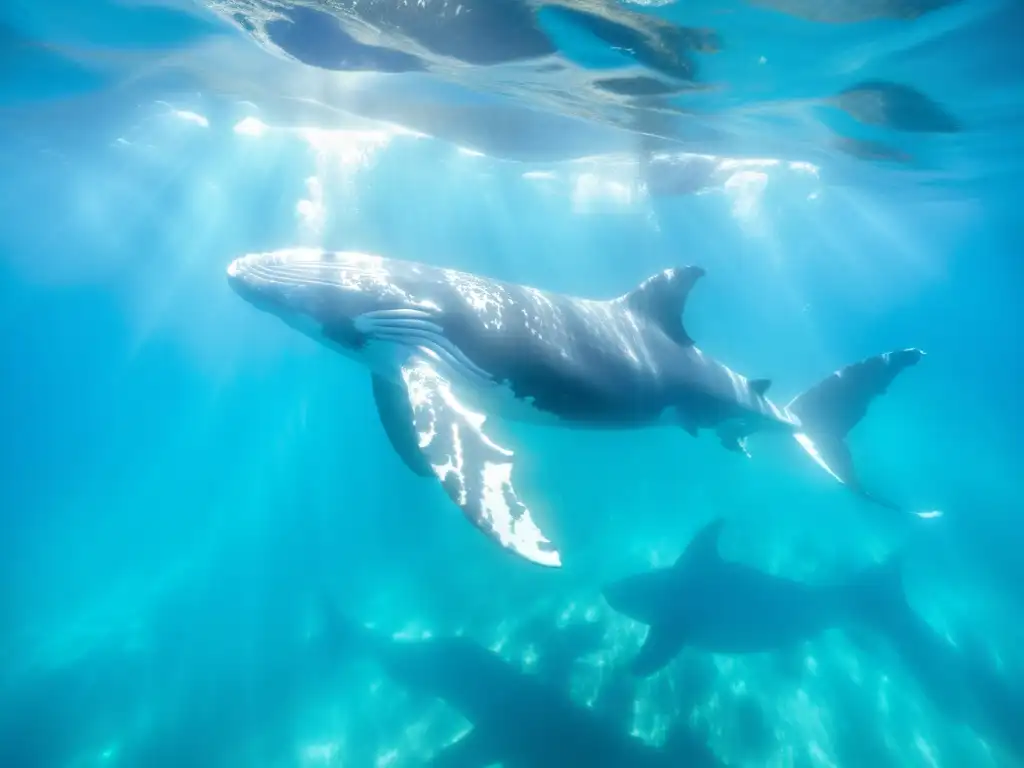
619;265;705;346
398;356;562;568
371;374;435;478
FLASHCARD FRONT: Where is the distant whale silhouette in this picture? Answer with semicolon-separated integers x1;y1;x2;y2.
603;518;906;676
228;250;940;567
832;81;962;134
320;596;726;767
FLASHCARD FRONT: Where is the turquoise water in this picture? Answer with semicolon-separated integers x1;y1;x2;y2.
1;1;1023;766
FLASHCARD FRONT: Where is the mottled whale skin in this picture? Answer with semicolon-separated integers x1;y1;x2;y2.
227;248;939;567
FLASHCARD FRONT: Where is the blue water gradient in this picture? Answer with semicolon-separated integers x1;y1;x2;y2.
1;0;1023;766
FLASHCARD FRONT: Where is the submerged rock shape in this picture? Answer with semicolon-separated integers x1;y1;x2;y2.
594;75;693;97
230;0;720;83
748;0;959;23
832;135;913;164
833;80;961;133
266;5;426;72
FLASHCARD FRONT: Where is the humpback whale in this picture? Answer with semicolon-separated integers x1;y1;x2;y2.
320;598;725;767
227;249;939;567
602;518;906;676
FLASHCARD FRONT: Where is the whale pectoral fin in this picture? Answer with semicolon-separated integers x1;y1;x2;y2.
400;357;562;568
631;625;684;677
603;570;675;625
718;432;750;458
750;378;771;396
677;411;700;437
428;728;499;768
371;374;435;478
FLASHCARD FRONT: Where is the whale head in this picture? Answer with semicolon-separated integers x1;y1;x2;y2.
227;248;386;316
226;247;418;351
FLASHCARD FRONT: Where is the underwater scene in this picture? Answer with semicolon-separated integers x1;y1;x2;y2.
2;0;1023;766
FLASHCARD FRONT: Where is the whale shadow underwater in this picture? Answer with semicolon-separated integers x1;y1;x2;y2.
227;250;941;567
844;569;1024;764
602;517;909;676
318;594;727;767
603;517;1024;763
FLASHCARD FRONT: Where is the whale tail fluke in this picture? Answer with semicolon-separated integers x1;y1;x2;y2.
786;348;942;521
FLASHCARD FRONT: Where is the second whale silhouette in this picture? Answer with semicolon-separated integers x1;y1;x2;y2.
603;518;904;676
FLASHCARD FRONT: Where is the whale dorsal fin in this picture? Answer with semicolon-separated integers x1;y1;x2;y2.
674;518;725;568
622;266;705;346
750;378;771;396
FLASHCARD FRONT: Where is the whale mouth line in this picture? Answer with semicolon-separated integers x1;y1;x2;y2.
228;257;392;293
